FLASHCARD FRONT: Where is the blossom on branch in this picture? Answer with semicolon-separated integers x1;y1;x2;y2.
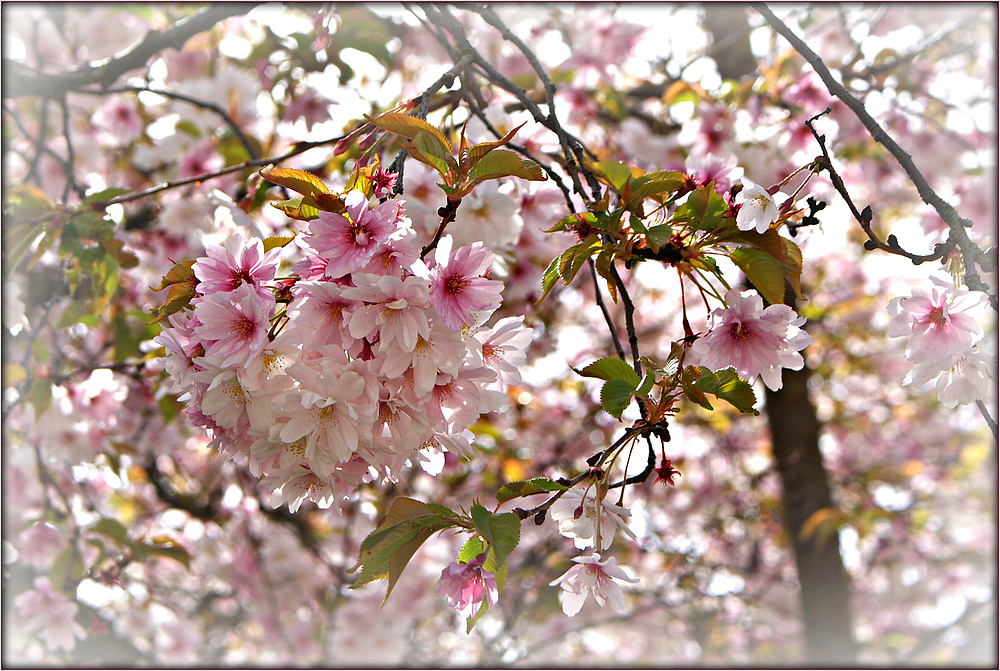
549;488;638;551
549;553;639;616
435;553;499;617
734;177;779;234
687;288;812;391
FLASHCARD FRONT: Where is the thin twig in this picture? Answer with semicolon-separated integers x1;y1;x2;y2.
753;3;995;307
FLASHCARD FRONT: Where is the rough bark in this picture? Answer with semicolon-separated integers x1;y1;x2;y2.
701;4;857;663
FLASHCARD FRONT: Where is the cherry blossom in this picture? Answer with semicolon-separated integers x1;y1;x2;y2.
549;488;638;551
687;288;812;391
734;177;780;233
549;553;639;616
428;236;504;330
435;553;499;617
887;275;985;366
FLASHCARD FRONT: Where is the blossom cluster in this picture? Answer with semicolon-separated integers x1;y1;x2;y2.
155;189;533;512
887;276;995;407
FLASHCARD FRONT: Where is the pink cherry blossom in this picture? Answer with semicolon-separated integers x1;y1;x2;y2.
435;553;499;617
193;232;281;299
342;273;431;352
428;236;503;330
473;316;534;387
549;553;639;616
887;275;985;367
908;342;996;408
193;284;274;368
12;577;87;652
687;288;812;391
307;189;403;278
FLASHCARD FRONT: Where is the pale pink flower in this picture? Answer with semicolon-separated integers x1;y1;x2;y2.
734;177;779;233
13;577;87;652
283;279;361;354
472;316;533;386
360;227;420;277
687;288;812;391
307;189;403;278
909;342;996;408
549;489;637;551
193;233;281;299
435;553;499;617
428;236;503;329
549;554;639;616
194;362;273;433
887;276;985;366
342;273;431;352
380;318;464;397
193;284;274;368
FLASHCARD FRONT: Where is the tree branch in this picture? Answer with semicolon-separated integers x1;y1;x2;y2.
3;5;250;99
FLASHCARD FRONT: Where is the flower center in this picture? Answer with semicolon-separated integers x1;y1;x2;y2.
729;321;750;341
928;306;948;327
445;275;468;295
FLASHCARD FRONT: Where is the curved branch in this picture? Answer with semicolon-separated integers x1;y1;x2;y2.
753;3;994;305
3;5;249;99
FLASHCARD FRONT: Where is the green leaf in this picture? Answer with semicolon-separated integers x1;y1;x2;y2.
467;122;526;165
495;477;568;505
90;517;130;546
259;167;331;198
691;366;759;415
673;185;731;231
468;148;545;182
135;537;191;569
470;504;520;569
585;158;637;192
629;170;686;201
457;536;487;564
636;373;655;397
558;237;598;288
577;357;641;387
350;498;463;605
729;247;785;306
407;130;450;177
600;378;637;418
594;246;617;303
778;237;805;301
81;187;130;206
263;235;295;252
537;253;562;304
644;223;673;254
270;197;320;221
368;112;452;154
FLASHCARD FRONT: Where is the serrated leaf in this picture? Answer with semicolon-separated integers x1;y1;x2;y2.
578;357;641;387
149;260;196;293
594;246;617;303
468;148;545;182
470;504;520;569
537;253;562;304
629;170;686;201
457;536;488;564
407;130;451;177
270;197;320;221
779;237;805;300
601;378;637;418
558;238;596;287
467;122;526;165
495;477;568;505
636;373;655;397
673;184;731;231
263;235;295;252
644;223;673;254
259;167;331;198
585;158;639;193
692;366;759;415
729;247;785;306
368;112;452;154
350;498;463;605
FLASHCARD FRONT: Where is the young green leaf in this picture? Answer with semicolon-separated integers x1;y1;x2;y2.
259;167;331;198
577;357;641;387
690;366;759;414
367;112;452;154
644;223;673;254
470;504;520;569
468;148;545;182
495;477;568;505
729;247;785;306
600;378;637;418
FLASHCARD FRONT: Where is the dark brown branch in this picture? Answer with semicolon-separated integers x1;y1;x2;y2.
753;3;995;306
3;5;251;99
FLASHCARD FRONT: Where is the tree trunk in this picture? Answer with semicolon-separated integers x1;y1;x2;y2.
765;367;857;664
700;5;857;663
